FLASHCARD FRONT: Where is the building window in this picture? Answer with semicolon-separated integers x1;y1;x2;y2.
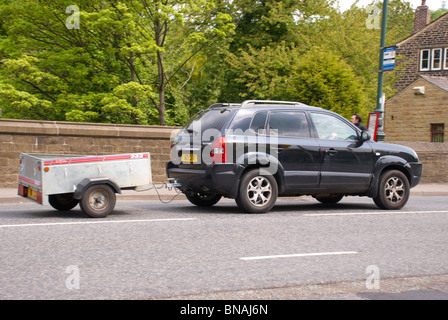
444;48;448;70
420;49;430;71
431;124;445;143
432;48;442;70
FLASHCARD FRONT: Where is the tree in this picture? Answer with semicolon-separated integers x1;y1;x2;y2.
221;0;338;102
134;0;234;125
286;48;367;119
0;0;234;125
227;43;367;119
431;8;448;21
226;42;300;100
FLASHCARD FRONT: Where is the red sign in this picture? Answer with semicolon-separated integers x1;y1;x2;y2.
367;112;380;142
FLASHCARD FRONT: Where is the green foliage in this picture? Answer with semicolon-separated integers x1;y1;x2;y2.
0;0;419;126
221;0;415;122
431;8;448;21
227;43;367;119
0;0;234;125
286;48;367;119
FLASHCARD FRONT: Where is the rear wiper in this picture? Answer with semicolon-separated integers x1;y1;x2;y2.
186;128;199;134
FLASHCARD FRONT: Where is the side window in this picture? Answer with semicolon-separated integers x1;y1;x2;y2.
310;113;357;141
268;112;310;138
249;112;268;135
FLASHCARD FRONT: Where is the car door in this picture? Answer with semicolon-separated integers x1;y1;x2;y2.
309;112;374;193
268;111;321;191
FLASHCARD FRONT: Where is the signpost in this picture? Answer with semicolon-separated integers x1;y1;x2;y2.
374;0;390;142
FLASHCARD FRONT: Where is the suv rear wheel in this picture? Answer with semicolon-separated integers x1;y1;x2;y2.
373;170;410;210
236;169;278;213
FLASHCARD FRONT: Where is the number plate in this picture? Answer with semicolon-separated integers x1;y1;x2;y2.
181;154;198;164
28;187;38;200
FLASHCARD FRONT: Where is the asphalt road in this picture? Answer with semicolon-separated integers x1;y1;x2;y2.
0;195;447;301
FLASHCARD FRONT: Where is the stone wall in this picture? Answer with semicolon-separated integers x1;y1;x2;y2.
386;142;448;183
0;119;179;188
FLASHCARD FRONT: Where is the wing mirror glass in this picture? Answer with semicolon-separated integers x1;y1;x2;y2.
359;130;371;142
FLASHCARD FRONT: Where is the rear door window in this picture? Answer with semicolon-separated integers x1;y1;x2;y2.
268;112;311;138
250;112;268;135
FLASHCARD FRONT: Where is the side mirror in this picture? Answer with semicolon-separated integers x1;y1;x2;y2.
359;130;371;142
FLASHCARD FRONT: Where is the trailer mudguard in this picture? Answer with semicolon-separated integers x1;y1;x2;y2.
74;178;121;200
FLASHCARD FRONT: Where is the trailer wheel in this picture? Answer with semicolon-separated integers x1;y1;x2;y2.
80;184;116;218
49;193;79;211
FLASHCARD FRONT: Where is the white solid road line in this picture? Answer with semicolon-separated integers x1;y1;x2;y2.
304;210;448;217
0;218;197;229
240;251;359;261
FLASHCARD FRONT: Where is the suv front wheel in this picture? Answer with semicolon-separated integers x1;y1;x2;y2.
236;169;278;214
373;170;410;210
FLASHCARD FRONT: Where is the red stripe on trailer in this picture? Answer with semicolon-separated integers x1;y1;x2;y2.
69;157;106;164
104;154;149;161
43;153;149;166
44;158;70;166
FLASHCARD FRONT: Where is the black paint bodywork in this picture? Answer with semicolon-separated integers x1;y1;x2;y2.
167;104;422;200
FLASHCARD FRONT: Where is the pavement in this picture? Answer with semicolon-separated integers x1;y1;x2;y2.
1;183;447;205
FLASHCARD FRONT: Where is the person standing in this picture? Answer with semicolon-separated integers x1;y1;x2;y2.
351;114;367;131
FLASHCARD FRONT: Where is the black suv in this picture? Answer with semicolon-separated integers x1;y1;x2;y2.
167;100;422;213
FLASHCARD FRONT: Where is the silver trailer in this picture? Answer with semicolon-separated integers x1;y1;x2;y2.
18;152;155;218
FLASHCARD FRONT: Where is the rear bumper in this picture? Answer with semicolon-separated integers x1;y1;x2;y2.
166;162;245;198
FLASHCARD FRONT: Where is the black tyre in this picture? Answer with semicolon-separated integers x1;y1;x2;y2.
79;184;116;218
235;168;278;213
373;170;410;210
49;193;79;211
315;195;344;205
186;192;222;207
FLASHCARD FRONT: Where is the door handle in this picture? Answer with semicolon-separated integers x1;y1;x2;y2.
326;148;338;157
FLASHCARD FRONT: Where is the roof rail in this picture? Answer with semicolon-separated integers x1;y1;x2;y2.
240;100;307;109
208;103;241;110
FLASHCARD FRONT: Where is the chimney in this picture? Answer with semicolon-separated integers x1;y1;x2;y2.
413;0;431;34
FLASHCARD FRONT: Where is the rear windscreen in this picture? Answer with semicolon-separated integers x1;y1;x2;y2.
185;109;234;135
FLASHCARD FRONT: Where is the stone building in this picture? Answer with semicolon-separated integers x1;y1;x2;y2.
385;1;448;143
394;1;448;92
385;75;448;142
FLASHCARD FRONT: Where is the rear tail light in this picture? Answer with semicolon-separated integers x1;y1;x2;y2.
210;136;227;164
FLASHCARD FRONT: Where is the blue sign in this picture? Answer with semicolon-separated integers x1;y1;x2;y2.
382;46;396;71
